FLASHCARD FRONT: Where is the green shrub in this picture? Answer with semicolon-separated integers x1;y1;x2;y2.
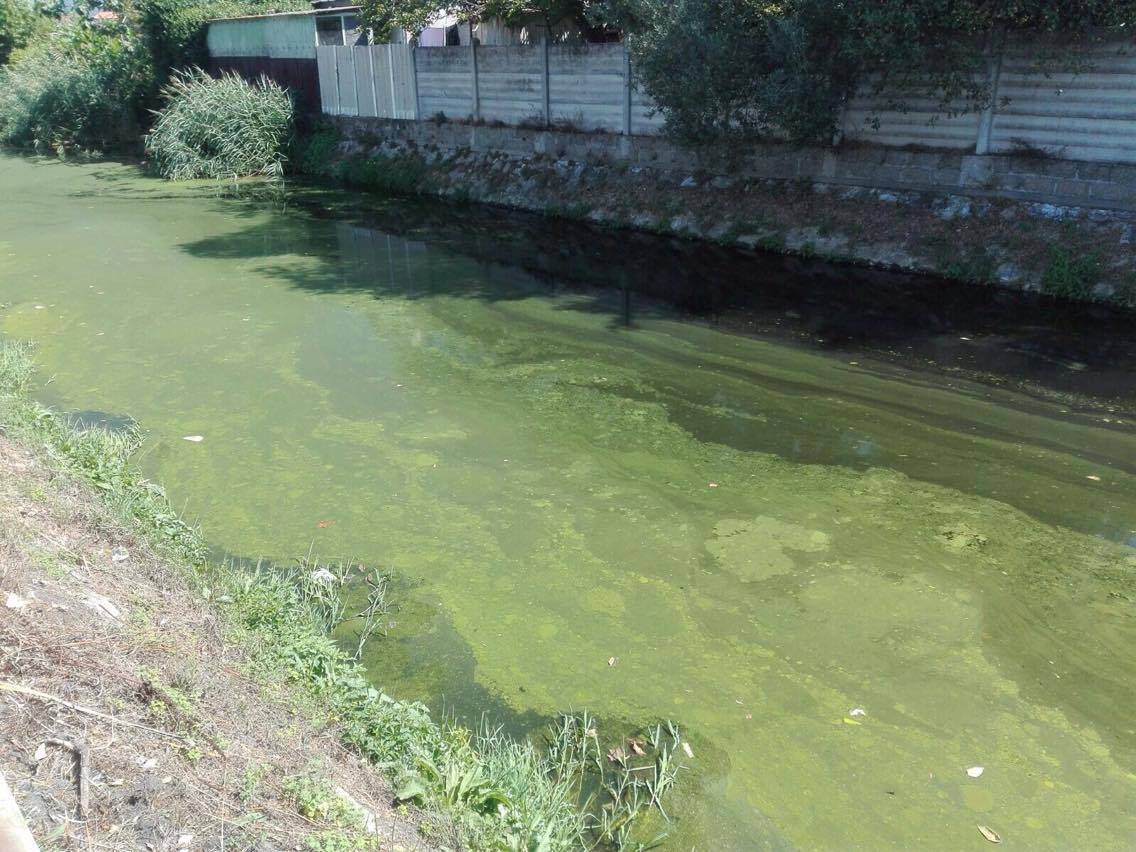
145;68;294;180
1041;244;1100;300
0;0;51;65
290;121;342;176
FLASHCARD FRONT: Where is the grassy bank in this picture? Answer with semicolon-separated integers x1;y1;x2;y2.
0;339;684;850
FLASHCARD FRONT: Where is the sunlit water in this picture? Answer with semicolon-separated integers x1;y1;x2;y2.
2;154;1135;849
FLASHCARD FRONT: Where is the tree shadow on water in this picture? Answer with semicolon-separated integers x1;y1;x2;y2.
175;184;1136;405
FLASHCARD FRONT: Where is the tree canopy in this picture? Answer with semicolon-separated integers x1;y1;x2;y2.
361;0;589;41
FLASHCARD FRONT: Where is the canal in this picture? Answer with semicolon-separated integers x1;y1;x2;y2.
2;153;1135;849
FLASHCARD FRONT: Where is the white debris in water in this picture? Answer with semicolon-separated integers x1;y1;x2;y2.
34;305;45;310
849;707;867;717
182;435;204;443
967;766;985;778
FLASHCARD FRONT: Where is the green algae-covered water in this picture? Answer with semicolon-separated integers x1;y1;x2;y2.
3;153;1136;849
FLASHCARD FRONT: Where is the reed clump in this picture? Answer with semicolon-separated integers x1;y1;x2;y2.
145;68;293;181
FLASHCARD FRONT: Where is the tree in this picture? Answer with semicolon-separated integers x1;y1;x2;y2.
361;0;589;42
0;0;51;65
592;0;1136;146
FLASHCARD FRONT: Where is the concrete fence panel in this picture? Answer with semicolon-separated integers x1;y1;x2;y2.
548;44;626;132
477;46;544;125
990;36;1136;163
416;47;475;119
306;31;1136;168
843;86;985;151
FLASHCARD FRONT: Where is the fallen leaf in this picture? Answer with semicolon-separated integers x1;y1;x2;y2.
744;713;753;720
842;717;862;726
627;738;646;756
607;747;627;764
977;825;1001;844
317;520;333;528
182;435;204;443
967;766;985;778
682;742;694;759
33;743;46;762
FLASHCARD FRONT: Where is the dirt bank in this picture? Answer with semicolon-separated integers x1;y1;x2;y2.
0;434;427;851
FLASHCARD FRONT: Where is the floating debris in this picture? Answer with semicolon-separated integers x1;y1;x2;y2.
967;766;985;778
977;824;1001;843
182;435;204;443
849;707;867;717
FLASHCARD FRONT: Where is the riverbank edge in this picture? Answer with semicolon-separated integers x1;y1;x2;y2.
298;118;1136;309
0;340;677;850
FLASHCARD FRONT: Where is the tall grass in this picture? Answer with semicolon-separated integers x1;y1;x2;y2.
145;69;293;181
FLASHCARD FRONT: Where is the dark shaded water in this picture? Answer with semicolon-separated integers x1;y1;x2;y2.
3;154;1135;849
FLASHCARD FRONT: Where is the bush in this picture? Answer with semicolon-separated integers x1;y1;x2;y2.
145;68;294;180
0;20;149;152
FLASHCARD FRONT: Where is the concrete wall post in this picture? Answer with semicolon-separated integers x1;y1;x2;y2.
975;27;1006;155
470;22;480;121
542;36;551;127
622;43;632;136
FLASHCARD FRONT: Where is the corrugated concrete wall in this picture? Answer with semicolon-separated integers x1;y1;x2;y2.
315;35;1136;166
204;18;1136;168
547;44;626;132
989;36;1136;162
415;47;474;119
